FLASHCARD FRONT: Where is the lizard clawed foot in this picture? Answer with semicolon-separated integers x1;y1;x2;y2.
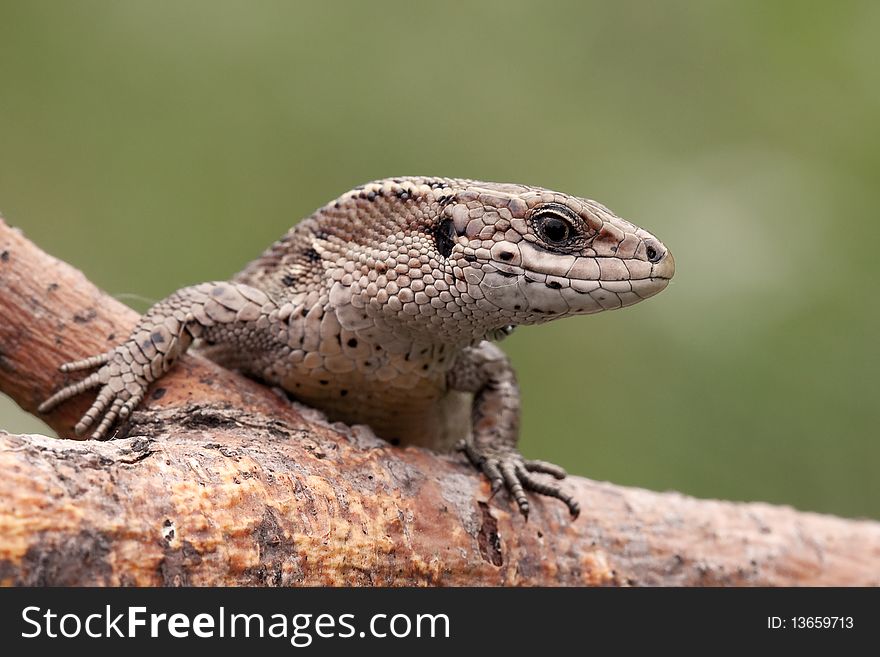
459;441;580;519
38;346;151;440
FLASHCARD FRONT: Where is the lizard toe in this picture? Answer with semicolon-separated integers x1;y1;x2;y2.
516;465;580;518
523;459;568;480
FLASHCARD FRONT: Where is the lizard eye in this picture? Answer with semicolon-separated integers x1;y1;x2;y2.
532;210;574;245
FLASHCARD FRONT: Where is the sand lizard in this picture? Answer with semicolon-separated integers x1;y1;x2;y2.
39;177;675;519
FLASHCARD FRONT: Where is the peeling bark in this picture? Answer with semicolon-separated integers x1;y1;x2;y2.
1;217;879;586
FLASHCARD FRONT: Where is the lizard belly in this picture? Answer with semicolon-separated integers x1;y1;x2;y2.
196;319;470;451
280;369;471;452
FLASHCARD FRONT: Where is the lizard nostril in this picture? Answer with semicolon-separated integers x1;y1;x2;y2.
645;240;664;264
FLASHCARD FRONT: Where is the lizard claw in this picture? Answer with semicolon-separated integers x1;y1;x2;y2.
39;346;151;440
461;442;580;519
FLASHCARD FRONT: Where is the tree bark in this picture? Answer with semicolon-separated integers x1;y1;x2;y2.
1;216;878;586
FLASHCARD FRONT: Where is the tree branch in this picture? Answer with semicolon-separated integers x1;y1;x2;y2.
1;216;878;586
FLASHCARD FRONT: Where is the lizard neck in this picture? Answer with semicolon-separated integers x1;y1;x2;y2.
311;202;514;347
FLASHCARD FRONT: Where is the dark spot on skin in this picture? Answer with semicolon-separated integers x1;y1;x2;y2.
304;248;321;263
315;230;328;240
497;270;516;278
151;331;165;344
434;217;456;258
300;308;308;317
422;364;429;370
375;263;387;274
334;201;341;209
107;333;116;341
340;389;348;397
282;273;296;287
47;283;59;293
610;246;618;253
498;251;514;261
375;345;382;351
546;281;562;290
0;250;9;262
319;380;328;385
367;191;376;201
477;502;503;567
347;338;358;348
395;189;410;200
463;254;477;263
514;305;522;310
151;387;167;400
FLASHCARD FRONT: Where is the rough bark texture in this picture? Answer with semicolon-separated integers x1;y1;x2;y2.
1;216;879;586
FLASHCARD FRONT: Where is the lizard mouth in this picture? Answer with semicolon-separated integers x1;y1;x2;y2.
473;250;674;318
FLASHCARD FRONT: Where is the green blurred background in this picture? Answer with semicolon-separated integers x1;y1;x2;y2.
1;1;877;519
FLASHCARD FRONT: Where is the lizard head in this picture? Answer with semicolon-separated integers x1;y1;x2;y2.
320;177;674;344
433;180;675;332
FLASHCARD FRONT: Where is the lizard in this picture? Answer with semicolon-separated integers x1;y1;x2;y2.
38;177;675;519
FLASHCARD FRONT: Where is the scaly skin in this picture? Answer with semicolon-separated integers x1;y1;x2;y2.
40;177;675;519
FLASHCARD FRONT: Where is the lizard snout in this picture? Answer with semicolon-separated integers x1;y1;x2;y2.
647;240;675;281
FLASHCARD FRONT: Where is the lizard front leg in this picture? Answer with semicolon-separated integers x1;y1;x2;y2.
449;341;580;519
39;281;277;439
